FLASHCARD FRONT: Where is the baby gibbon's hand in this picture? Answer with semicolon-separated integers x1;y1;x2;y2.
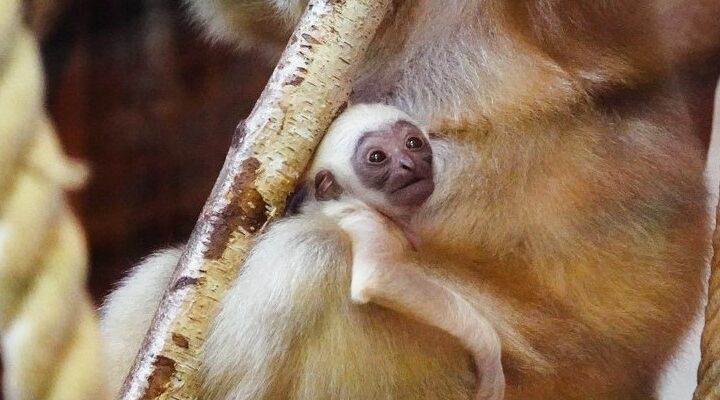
329;205;411;303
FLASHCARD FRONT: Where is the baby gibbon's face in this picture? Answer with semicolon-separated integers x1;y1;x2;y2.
352;120;434;207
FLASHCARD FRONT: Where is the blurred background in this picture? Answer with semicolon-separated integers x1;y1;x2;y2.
2;1;718;398
28;0;271;303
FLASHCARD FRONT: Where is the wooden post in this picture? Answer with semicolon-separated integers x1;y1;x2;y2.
118;0;392;398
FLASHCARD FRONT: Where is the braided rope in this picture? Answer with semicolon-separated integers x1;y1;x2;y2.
694;86;720;400
0;2;108;399
696;185;720;399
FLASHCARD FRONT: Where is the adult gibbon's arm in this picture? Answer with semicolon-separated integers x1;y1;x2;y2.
185;0;720;70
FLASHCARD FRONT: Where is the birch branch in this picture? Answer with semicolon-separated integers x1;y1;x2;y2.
118;0;391;399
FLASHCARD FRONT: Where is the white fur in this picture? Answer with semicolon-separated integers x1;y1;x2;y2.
200;214;349;399
99;220;353;399
99;248;181;397
307;103;426;210
182;0;302;60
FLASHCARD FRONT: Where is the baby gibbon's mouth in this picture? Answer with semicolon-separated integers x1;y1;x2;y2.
390;177;435;206
393;176;425;192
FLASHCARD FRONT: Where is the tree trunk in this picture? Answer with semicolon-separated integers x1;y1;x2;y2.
118;1;392;399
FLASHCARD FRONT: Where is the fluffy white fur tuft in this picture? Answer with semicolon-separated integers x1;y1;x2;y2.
99;248;182;397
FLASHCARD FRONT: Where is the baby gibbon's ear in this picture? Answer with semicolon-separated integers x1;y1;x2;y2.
314;169;343;201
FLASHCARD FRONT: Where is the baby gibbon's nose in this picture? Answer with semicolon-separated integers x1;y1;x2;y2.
398;153;416;171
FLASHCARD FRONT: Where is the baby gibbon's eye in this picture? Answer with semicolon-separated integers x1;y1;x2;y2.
368;150;387;163
406;137;423;149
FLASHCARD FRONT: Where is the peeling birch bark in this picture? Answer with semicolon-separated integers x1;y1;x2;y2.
118;1;392;399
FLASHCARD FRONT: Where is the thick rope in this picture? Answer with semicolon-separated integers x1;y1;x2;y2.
0;2;108;399
696;182;720;399
694;87;720;399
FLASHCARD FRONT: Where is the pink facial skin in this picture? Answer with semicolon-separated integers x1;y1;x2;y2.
351;120;434;208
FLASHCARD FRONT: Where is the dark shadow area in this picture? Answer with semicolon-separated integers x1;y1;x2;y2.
41;0;271;301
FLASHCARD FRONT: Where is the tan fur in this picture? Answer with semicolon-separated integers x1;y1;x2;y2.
104;1;720;398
